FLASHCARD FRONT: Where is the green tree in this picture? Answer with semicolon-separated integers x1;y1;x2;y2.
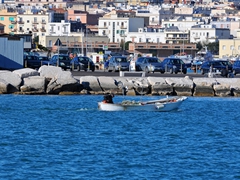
33;36;39;44
196;42;203;51
206;42;219;55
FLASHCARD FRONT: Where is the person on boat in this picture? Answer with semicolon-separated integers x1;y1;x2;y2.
103;93;114;103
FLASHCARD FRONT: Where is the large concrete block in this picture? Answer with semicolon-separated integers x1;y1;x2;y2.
147;77;173;95
165;76;194;96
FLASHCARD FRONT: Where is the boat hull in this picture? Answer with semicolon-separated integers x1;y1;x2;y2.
98;96;187;112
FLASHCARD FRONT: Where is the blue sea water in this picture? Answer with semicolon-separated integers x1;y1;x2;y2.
0;94;240;179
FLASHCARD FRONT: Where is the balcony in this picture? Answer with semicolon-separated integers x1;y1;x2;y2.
41;28;46;32
165;37;189;40
120;26;127;29
41;21;46;24
11;29;17;32
32;21;39;24
133;43;196;50
19;29;24;32
98;26;107;29
10;21;17;24
18;21;24;24
32;28;39;32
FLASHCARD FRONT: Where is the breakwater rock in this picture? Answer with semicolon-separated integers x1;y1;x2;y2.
0;66;240;97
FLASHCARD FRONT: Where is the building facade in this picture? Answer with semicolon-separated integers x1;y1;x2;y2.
219;30;240;58
0;9;17;34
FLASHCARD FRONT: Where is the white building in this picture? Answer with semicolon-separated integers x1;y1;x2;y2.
98;10;144;43
162;16;203;32
127;27;165;44
39;20;71;47
17;10;50;39
190;24;230;43
135;6;160;26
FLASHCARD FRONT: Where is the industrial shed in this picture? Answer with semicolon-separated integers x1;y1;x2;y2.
0;34;24;70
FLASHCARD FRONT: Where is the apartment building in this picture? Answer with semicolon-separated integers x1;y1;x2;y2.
211;20;240;38
162;16;203;32
98;10;144;43
219;30;240;58
135;7;159;25
16;10;50;38
190;24;230;43
67;9;87;24
14;0;67;8
38;20;70;47
0;8;17;34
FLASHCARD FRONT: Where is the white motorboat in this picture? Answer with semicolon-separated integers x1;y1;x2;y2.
98;96;187;112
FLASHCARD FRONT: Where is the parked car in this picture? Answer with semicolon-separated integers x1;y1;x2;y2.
135;57;163;73
24;55;42;69
200;60;232;77
70;56;95;72
161;58;188;74
38;56;50;65
108;56;130;72
49;54;71;70
232;60;240;75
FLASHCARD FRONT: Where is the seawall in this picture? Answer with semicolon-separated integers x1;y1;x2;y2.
0;66;240;97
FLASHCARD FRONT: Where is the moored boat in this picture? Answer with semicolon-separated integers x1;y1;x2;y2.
98;95;187;112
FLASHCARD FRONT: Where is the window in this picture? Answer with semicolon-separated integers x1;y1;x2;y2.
230;45;234;50
104;22;106;27
9;17;14;21
26;36;31;42
8;25;14;29
0;17;4;21
49;40;52;47
139;38;141;42
222;45;226;50
27;20;29;23
238;46;240;51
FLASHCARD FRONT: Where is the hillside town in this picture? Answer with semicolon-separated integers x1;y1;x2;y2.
0;0;240;69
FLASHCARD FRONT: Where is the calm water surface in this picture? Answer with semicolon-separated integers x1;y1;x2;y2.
0;95;240;179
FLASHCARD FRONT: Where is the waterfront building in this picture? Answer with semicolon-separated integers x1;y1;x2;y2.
219;30;240;58
98;10;144;43
0;8;17;34
16;10;50;39
162;16;204;32
135;6;160;26
190;24;230;43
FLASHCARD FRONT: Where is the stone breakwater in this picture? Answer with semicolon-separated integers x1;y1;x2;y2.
0;66;240;97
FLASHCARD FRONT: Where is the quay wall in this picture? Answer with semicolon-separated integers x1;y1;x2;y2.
0;66;240;97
